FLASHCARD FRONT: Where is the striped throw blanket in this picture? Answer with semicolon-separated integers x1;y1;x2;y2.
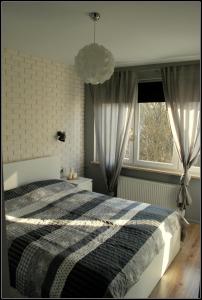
5;179;182;298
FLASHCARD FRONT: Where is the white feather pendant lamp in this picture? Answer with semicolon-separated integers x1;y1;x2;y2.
74;12;115;85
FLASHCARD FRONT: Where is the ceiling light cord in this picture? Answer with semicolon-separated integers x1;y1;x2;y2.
94;21;96;44
89;12;100;44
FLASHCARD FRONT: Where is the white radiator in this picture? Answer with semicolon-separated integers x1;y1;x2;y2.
117;176;179;209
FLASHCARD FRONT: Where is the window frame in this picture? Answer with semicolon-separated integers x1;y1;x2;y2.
123;100;200;177
123;101;180;171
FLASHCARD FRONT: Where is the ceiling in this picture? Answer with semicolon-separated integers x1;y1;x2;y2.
2;1;201;66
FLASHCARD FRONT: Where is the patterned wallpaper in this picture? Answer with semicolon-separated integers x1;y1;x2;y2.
2;48;84;176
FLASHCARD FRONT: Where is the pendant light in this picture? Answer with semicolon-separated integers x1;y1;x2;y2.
74;12;115;85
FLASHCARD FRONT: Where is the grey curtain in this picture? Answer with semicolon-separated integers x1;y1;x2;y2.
161;64;200;210
87;70;138;195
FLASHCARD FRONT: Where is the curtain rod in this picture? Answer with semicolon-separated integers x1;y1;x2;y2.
114;60;200;72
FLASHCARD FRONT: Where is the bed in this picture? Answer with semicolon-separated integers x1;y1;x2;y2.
3;156;185;298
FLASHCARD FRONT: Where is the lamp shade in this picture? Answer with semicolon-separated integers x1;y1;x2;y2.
74;43;115;85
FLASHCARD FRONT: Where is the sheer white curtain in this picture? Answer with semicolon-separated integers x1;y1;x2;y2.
161;64;200;210
87;70;138;195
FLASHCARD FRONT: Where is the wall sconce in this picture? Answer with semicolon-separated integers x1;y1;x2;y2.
56;131;66;142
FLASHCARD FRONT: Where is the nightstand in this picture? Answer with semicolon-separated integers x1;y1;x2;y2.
63;177;93;192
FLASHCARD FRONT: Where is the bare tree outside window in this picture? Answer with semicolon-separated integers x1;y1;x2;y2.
139;102;173;163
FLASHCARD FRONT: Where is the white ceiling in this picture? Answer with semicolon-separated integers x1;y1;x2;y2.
2;1;201;66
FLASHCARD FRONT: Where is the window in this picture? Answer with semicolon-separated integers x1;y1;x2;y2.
193;154;200;167
94;81;200;176
139;102;173;163
124;81;200;176
190;153;200;175
124;101;179;171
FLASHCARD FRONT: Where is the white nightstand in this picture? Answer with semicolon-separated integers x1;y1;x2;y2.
63;177;93;192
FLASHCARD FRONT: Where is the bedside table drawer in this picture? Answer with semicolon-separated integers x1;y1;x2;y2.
78;181;92;192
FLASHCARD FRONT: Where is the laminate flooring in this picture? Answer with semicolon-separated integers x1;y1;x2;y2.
149;223;200;299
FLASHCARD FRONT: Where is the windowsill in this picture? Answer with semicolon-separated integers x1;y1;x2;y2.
90;161;200;179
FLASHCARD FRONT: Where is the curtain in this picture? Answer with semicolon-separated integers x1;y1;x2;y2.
161;64;200;210
86;70;138;195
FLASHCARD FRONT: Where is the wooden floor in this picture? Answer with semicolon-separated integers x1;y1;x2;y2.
149;223;200;299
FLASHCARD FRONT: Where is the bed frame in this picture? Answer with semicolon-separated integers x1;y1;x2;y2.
3;156;181;298
124;227;180;298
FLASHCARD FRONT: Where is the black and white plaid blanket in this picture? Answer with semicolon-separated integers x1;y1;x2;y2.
5;179;182;298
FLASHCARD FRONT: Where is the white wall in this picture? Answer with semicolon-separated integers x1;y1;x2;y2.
2;48;84;176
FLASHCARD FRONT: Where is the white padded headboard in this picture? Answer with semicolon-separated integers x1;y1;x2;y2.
3;156;60;191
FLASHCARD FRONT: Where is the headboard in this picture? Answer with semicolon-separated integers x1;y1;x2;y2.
3;156;60;191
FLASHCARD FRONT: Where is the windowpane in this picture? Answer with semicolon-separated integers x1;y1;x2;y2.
124;140;130;160
193;154;200;167
124;128;134;161
138;102;174;163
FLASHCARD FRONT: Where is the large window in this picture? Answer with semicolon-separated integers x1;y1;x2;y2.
123;81;200;175
94;81;200;176
124;101;179;170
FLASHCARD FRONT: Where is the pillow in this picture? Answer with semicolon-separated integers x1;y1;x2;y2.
4;179;75;201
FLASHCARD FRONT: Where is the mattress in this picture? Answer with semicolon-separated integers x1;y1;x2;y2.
5;179;184;298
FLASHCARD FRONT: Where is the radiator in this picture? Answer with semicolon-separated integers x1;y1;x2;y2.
117;176;179;209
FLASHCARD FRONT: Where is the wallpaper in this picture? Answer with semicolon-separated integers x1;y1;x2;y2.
2;48;84;176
